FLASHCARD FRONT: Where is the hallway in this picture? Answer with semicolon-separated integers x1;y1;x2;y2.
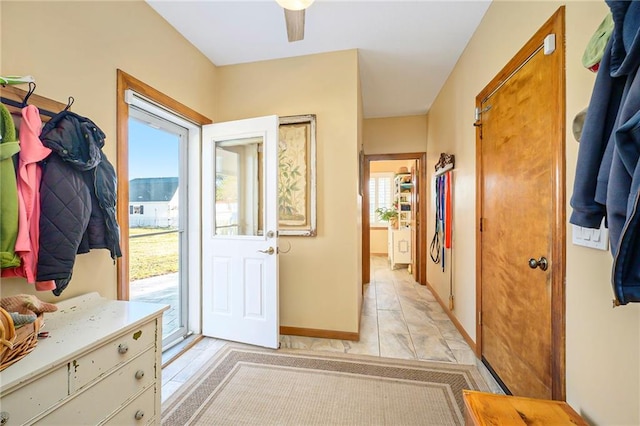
280;256;475;363
161;256;502;402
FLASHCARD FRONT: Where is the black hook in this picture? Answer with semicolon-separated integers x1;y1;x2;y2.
22;82;36;106
64;96;74;111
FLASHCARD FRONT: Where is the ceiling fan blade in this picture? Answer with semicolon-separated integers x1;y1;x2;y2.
284;9;305;42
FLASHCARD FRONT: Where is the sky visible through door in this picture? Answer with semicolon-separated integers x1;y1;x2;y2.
129;119;178;179
128;116;184;345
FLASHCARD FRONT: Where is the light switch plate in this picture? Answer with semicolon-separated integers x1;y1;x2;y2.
572;219;608;251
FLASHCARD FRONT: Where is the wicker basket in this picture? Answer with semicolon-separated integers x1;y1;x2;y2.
0;307;42;372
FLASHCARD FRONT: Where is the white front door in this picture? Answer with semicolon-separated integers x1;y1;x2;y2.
202;115;279;349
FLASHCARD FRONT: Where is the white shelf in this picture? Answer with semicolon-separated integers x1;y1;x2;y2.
395;173;412;228
388;172;413;269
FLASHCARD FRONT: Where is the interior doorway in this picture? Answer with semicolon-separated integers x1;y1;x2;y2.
362;152;427;287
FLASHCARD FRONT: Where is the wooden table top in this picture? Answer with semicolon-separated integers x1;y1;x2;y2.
463;390;588;426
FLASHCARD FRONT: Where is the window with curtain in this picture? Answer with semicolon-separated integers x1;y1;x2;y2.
369;172;394;227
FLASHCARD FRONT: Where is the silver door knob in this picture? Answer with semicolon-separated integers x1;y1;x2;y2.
528;257;548;271
258;247;275;255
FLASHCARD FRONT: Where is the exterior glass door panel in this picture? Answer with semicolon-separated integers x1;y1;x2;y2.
128;108;188;348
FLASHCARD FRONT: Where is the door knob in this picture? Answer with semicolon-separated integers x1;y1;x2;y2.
528;257;548;271
258;247;275;255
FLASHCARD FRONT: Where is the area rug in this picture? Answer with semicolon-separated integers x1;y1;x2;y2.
161;344;491;425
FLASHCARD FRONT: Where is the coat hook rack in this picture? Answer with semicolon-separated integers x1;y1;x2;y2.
0;85;68;121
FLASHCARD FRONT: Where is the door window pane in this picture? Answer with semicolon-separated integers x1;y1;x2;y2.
215;137;263;236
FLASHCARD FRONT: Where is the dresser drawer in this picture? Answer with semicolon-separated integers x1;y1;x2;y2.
70;320;157;392
38;348;156;425
0;366;68;425
104;385;156;425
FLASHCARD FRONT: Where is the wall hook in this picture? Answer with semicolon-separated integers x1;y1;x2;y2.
64;96;74;111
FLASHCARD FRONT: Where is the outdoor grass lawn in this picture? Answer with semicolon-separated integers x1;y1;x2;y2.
129;228;179;281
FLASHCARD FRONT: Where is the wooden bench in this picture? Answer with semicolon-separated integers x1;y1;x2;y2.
463;390;588;426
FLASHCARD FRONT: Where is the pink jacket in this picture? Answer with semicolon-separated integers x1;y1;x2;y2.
1;105;55;290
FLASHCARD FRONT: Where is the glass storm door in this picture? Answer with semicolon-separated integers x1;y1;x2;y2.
128;107;189;348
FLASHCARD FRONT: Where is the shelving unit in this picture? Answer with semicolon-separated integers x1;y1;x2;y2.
395;173;412;227
388;172;413;269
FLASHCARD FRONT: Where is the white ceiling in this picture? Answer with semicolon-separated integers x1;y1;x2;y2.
147;0;491;118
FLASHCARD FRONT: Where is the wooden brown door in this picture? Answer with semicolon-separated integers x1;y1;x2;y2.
477;8;565;400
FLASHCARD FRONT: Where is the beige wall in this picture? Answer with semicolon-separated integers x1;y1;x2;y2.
363;115;427;154
427;1;640;424
356;60;364;326
2;1;362;335
0;1;218;302
216;50;362;333
364;114;426;258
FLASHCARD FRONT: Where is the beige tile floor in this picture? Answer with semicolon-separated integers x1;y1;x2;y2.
161;256;503;403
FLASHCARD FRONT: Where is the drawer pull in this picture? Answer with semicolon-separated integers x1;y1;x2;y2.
118;343;129;354
134;410;145;421
135;369;145;380
0;412;9;425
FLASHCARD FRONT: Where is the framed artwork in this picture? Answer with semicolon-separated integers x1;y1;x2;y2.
278;114;317;236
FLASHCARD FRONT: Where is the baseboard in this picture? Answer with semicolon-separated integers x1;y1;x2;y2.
280;326;359;342
425;280;477;353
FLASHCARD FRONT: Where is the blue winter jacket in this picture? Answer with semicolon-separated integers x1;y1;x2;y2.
38;111;122;295
571;1;640;304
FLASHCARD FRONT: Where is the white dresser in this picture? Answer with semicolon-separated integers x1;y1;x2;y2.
0;293;167;425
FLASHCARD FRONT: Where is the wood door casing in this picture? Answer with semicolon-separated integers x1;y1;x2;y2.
115;70;212;300
411;164;418;281
476;8;566;400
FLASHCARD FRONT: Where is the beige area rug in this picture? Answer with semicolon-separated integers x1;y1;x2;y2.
161;344;491;425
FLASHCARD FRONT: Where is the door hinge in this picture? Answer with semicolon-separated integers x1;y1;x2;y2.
479;218;484;232
478;311;482;326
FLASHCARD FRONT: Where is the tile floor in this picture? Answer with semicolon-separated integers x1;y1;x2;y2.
161;256;503;403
